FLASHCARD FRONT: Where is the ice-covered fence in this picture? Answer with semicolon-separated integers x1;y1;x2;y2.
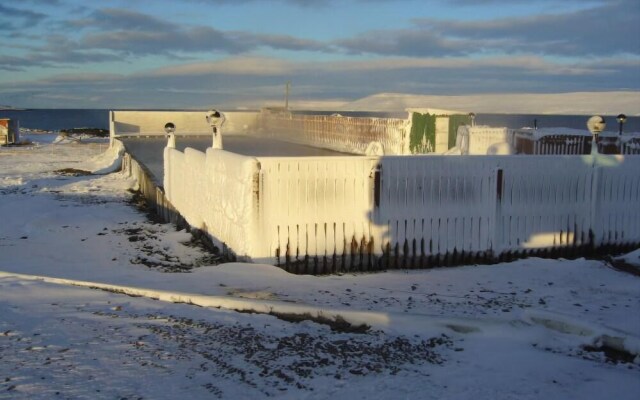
513;129;640;156
254;157;380;271
249;154;640;271
513;128;591;155
621;137;640;155
593;156;640;246
493;156;593;253
110;110;259;137
164;146;260;256
260;112;409;155
159;142;640;271
259;110;471;156
371;156;497;266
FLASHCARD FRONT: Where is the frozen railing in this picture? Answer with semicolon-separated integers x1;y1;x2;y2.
513;128;591;155
620;136;640;155
161;144;640;272
512;128;640;155
259;112;409;155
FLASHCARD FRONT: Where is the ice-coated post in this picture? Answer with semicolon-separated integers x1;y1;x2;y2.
617;114;626;136
587;116;605;155
616;114;626;153
206;109;225;150
164;122;176;149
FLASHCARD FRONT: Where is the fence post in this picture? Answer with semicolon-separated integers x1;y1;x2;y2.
589;156;601;250
493;168;504;259
248;161;262;261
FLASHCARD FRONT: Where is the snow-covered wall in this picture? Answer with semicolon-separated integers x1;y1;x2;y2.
110;111;259;137
164;146;260;257
456;126;514;155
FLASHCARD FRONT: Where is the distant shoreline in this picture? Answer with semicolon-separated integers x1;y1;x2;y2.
0;106;28;111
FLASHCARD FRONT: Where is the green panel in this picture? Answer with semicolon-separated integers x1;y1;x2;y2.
409;113;436;154
448;114;471;149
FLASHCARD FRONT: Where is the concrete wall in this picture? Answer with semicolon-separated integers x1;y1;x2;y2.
110;111;259;136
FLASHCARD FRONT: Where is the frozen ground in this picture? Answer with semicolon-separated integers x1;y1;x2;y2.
1;134;639;399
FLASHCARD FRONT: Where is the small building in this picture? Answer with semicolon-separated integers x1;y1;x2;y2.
0;119;20;145
406;108;471;154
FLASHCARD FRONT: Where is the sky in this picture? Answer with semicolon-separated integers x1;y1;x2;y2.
1;0;639;109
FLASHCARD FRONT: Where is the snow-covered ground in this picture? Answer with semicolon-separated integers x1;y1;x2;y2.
1;134;639;399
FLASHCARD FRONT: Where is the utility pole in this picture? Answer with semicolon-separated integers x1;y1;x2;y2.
285;81;291;110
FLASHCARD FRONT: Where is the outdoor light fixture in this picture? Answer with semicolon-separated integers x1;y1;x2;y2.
164;122;176;148
469;112;476;127
206;109;225;149
617;114;627;135
587;115;606;155
206;109;225;128
164;122;175;134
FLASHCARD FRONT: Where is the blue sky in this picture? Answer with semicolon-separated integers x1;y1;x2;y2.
1;0;638;109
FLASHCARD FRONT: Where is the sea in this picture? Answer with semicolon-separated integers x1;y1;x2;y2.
0;109;638;133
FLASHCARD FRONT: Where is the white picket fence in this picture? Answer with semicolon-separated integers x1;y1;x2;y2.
161;144;640;271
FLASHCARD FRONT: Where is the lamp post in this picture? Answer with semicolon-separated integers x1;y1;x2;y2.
469;112;476;127
285;81;291;110
587;115;605;155
206;109;225;149
617;114;627;154
616;114;627;135
164;122;176;148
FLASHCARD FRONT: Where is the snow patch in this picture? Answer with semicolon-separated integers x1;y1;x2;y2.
75;140;125;174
